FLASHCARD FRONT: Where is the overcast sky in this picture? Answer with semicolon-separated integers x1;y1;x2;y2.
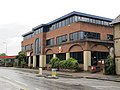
0;0;120;55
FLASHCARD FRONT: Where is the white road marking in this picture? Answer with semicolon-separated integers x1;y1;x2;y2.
0;76;28;90
35;88;41;90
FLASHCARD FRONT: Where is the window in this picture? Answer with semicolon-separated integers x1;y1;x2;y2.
35;38;41;55
84;32;100;40
80;17;89;22
70;52;83;64
70;31;84;41
22;46;25;51
59;22;62;28
107;34;113;41
70;31;100;41
23;33;33;40
70;17;73;24
46;54;53;64
96;20;101;24
56;34;67;44
46;38;54;46
56;53;66;60
104;21;109;26
24;45;31;51
39;28;43;33
91;51;109;65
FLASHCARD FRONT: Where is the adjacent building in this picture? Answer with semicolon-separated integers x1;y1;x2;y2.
21;11;113;71
111;15;120;75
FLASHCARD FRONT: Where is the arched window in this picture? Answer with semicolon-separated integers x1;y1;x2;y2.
35;38;41;55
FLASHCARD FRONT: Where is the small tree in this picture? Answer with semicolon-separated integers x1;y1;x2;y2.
0;53;7;56
16;51;26;67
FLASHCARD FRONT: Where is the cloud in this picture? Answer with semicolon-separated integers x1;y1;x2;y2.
0;23;31;55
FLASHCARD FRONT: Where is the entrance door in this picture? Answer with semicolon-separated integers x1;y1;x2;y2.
36;55;39;68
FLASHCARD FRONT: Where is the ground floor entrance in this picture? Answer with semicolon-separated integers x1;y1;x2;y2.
28;51;109;71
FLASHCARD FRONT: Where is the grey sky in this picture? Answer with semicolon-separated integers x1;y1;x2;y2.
0;0;120;55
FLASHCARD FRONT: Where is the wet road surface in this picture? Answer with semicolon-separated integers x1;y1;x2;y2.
0;67;120;90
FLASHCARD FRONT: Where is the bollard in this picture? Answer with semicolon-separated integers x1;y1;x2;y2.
38;68;42;75
52;69;56;77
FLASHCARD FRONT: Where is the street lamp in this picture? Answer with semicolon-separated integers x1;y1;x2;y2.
3;42;7;55
3;42;7;66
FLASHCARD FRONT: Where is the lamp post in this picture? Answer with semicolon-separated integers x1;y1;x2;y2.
3;42;7;55
3;42;7;66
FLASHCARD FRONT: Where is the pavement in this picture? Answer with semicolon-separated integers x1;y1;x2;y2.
10;67;120;82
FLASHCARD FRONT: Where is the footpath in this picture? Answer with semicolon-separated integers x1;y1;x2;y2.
11;67;120;82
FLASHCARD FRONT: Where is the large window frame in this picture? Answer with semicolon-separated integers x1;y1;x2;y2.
56;34;67;44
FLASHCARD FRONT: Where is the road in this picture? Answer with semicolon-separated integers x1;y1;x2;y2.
0;67;120;90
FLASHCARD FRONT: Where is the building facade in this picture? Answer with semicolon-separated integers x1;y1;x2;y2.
111;15;120;75
21;11;113;71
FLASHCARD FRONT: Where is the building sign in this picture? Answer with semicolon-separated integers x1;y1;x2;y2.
58;46;62;53
27;52;30;56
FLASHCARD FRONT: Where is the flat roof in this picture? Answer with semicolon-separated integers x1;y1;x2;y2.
22;31;33;37
47;11;113;25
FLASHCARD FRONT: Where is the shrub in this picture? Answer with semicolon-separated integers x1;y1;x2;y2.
59;60;66;69
66;58;79;70
49;57;61;69
59;58;80;71
104;55;116;75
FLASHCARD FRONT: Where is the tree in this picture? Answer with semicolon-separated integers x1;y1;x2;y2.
16;51;27;67
0;53;7;56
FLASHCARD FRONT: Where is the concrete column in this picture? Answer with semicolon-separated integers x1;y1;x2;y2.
84;51;91;71
28;56;31;67
115;58;120;75
53;54;56;58
40;55;46;67
66;52;70;60
33;55;36;68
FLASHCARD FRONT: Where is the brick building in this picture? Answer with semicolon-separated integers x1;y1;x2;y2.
21;11;113;71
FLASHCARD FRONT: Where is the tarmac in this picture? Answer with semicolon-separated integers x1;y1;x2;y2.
0;77;20;90
11;67;120;82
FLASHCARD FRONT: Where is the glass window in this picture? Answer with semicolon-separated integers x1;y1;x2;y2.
89;18;93;23
80;17;89;22
104;21;109;26
96;20;101;24
74;16;78;22
35;38;41;55
46;38;54;46
56;35;67;44
70;17;73;24
92;19;96;23
22;46;25;51
84;32;100;40
107;34;113;41
70;32;77;41
70;52;83;64
78;31;84;40
59;22;62;28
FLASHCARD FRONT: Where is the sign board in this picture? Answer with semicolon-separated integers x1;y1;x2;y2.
58;47;62;53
